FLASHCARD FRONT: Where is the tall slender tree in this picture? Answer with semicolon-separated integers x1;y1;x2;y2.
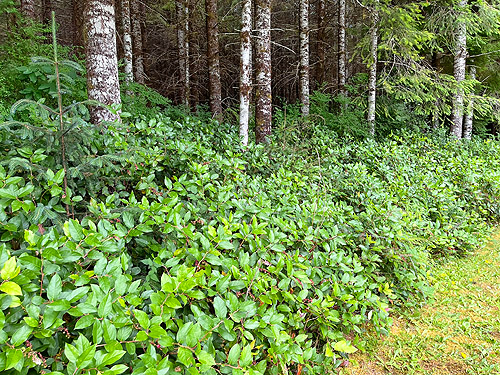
451;0;467;138
84;0;122;124
206;0;222;119
299;0;310;116
367;4;379;136
121;0;133;84
131;0;145;84
255;0;272;143
176;0;190;107
239;0;252;146
338;0;347;95
463;65;476;139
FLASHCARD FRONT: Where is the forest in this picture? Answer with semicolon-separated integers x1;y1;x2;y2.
1;0;500;374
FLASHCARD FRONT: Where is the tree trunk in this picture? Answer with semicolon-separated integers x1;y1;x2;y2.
41;0;51;24
206;0;222;119
451;0;467;138
239;0;252;146
315;0;325;87
367;7;379;136
463;65;476;139
131;0;145;84
72;0;85;50
176;0;190;107
121;0;133;84
338;0;346;95
20;0;37;20
255;0;272;143
299;0;309;116
84;0;122;124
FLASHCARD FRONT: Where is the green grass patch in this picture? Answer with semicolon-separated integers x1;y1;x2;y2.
344;231;500;375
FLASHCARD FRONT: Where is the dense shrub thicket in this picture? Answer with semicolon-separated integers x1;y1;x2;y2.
0;107;499;375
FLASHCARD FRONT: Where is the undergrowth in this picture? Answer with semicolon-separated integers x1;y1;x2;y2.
0;103;499;374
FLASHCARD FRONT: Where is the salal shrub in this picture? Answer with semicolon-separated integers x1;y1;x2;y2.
0;110;500;374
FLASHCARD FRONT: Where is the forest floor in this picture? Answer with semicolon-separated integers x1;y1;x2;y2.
342;231;500;375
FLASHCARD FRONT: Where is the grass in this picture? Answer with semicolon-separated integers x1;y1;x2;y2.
341;230;500;375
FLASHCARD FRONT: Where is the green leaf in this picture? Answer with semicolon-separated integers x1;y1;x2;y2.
165;296;182;309
98;293;113;318
1;257;20;280
176;322;192;343
177;347;194;366
197;350;215;367
333;340;358;354
47;274;62;300
186;323;201;347
23;317;39;328
11;324;32;346
239;344;252;367
0;281;22;296
64;343;79;363
68;219;84;241
114;274;128;296
77;343;96;368
75;315;95;329
227;343;241;366
5;348;23;370
213;296;227;319
134;309;150;330
102;350;125;366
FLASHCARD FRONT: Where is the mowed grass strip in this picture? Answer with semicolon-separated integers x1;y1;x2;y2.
342;231;500;375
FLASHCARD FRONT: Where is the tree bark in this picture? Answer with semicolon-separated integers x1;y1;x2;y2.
206;0;222;119
451;0;467;138
176;0;190;107
121;0;133;84
20;0;37;20
316;0;325;87
299;0;310;116
84;0;122;124
338;0;346;95
463;65;475;139
72;0;85;50
239;0;252;146
367;6;379;136
131;0;145;84
255;0;272;143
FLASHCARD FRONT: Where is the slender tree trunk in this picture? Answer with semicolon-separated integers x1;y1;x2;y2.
239;0;252;146
72;0;85;50
131;0;145;84
463;65;476;139
176;0;190;107
316;0;325;88
451;0;467;138
121;0;133;84
206;0;222;118
84;0;122;124
338;0;346;95
367;7;379;136
20;0;37;20
299;0;310;116
255;0;272;143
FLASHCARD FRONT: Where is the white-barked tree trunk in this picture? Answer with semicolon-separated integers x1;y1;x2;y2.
255;0;272;143
367;6;379;136
451;0;467;138
299;0;309;116
239;0;252;146
84;0;122;124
